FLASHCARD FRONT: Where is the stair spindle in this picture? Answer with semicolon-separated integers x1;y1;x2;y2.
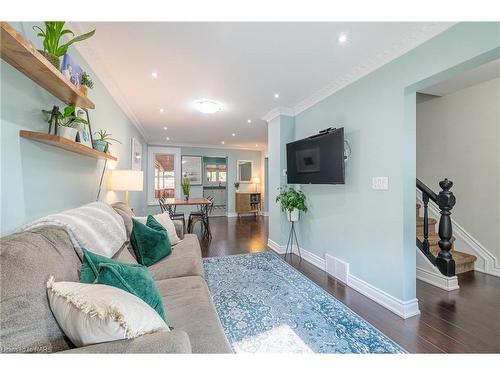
435;178;456;277
422;192;430;256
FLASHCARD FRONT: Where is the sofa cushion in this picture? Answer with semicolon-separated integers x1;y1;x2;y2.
130;218;171;267
111;202;134;239
148;234;204;280
80;248;141;283
156;276;232;353
0;226;81;353
47;278;169;347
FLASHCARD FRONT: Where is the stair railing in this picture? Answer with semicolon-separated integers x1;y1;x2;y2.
416;178;456;277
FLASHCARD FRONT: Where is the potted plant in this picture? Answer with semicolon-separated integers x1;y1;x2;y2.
33;22;95;69
79;71;94;96
275;186;308;222
182;177;191;200
42;105;88;141
234;181;240;192
93;130;121;153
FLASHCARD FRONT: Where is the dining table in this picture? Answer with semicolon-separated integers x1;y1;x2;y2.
160;197;212;238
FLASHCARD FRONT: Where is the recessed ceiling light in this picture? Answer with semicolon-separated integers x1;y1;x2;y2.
163;126;168;130
166;137;170;141
232;133;236;137
338;34;348;44
195;100;221;114
255;144;258;147
247;119;252;124
151;71;158;78
274;93;279;99
159;108;164;113
221;141;225;145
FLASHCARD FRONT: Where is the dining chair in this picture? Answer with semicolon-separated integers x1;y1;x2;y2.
159;197;185;234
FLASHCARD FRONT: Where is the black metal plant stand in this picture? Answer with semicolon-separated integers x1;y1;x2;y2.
284;220;301;263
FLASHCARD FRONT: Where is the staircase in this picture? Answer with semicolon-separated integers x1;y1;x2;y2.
416;178;477;277
416;203;476;274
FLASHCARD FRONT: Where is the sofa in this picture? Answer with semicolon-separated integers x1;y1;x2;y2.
0;202;232;354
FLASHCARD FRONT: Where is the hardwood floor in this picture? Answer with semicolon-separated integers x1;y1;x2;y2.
196;216;500;353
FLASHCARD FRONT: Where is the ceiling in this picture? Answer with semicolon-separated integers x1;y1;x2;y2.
419;58;500;96
71;22;453;150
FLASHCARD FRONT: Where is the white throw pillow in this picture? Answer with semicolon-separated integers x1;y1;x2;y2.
135;213;181;245
46;277;168;347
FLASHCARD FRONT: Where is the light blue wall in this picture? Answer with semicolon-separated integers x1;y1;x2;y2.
147;145;262;215
0;22;148;235
269;22;500;301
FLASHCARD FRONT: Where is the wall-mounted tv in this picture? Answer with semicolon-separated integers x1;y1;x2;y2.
286;127;345;184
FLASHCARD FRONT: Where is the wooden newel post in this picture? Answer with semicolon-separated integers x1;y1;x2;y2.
436;178;456;276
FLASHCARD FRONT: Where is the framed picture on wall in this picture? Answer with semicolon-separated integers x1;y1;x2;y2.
182;155;202;185
131;138;142;170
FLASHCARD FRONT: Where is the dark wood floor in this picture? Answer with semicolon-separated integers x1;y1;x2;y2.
196;215;500;353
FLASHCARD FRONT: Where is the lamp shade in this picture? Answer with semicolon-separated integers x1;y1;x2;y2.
108;170;143;192
252;177;261;184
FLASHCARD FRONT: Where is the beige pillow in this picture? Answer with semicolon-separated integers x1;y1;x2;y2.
135;213;181;245
47;277;168;347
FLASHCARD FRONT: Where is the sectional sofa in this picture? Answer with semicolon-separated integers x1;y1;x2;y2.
0;202;232;353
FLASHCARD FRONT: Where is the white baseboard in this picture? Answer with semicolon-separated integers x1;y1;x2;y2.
266;239;420;319
227;212;263;218
416;267;459;291
262;211;269;217
416;189;500;278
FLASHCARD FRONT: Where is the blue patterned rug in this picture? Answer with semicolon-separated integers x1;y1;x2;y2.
203;252;405;353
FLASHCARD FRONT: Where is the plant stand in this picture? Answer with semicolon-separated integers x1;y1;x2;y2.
284;221;301;263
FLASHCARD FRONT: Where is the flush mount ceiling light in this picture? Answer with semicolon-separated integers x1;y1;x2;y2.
337;34;348;44
194;100;221;114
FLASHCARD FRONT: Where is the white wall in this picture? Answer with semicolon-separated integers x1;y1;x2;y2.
417;77;500;261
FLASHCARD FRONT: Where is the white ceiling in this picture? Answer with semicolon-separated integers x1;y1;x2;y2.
419;58;500;96
71;22;453;150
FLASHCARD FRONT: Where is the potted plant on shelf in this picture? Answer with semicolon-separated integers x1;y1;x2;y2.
32;22;95;70
42;105;88;141
275;186;308;222
93;130;121;153
79;72;94;96
182;177;191;200
234;181;240;192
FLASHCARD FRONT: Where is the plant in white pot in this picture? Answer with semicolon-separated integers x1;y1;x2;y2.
275;186;307;222
42;105;88;141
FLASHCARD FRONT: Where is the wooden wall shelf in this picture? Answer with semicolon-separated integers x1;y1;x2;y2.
20;131;117;161
1;22;95;109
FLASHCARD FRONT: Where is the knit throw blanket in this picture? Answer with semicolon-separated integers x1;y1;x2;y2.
22;202;126;258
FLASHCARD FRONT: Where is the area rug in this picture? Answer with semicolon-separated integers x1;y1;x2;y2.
203;252;405;353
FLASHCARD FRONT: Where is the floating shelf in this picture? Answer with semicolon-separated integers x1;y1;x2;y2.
20;131;117;161
1;22;95;109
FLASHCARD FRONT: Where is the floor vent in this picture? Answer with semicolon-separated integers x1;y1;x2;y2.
325;254;349;284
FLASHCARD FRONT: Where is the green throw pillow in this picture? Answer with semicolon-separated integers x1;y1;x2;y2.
96;262;167;322
80;248;142;283
130;216;172;266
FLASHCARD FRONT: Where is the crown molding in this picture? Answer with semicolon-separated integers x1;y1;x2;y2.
261;107;295;123
67;22;147;141
148;141;265;152
290;22;455;117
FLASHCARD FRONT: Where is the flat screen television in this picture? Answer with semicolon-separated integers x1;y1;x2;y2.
286;127;345;184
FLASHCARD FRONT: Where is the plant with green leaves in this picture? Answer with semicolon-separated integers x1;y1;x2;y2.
182;177;191;197
80;72;94;89
42;105;88;128
32;22;95;68
275;186;308;213
93;130;121;153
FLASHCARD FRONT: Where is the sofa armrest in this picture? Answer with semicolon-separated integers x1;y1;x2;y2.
173;220;185;240
61;330;191;354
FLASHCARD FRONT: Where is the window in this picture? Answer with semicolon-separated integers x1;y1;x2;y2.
205;163;227;184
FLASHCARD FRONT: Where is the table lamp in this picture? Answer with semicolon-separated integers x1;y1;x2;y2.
252;177;261;192
108;170;143;206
